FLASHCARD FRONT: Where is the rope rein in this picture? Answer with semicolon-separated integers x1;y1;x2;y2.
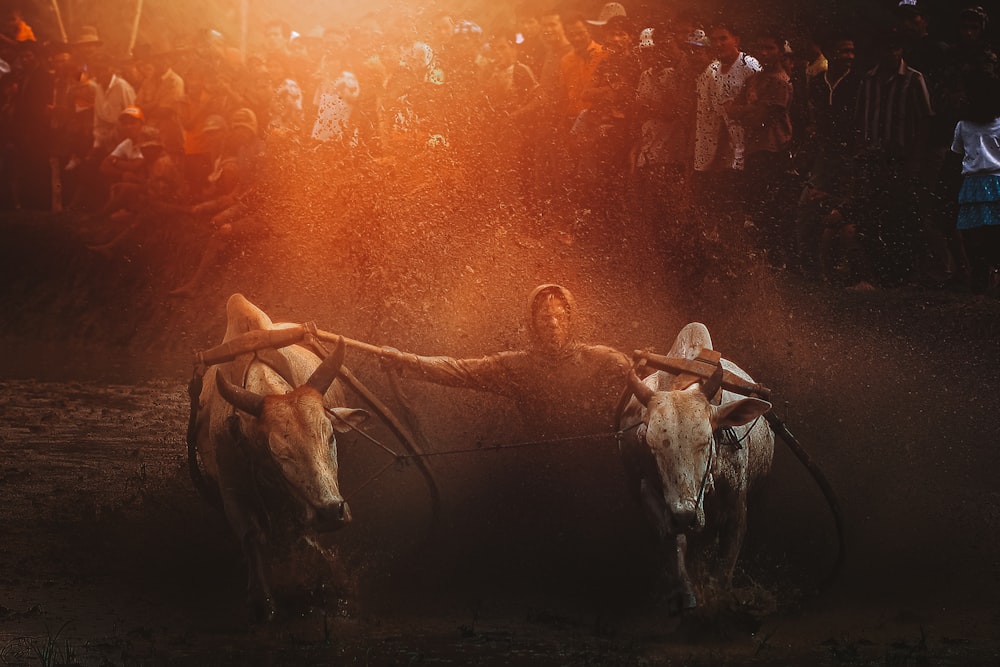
338;419;643;502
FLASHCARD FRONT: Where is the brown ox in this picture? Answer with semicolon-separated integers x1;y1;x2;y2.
190;294;368;620
620;322;774;610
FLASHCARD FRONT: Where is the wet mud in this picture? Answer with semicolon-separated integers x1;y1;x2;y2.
1;171;999;665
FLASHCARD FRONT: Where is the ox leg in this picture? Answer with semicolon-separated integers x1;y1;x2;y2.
241;524;277;622
638;479;698;612
672;533;699;612
716;492;748;591
217;444;277;622
639;478;670;541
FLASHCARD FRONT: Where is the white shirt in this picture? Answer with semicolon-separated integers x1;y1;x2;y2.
694;53;761;172
952;118;1000;175
110;138;144;160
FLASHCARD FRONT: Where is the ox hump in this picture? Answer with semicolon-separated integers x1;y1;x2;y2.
224;294;276;342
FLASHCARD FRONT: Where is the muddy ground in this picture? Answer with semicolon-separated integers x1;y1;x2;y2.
1;154;999;665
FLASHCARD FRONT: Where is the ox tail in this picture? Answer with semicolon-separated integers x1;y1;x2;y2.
764;411;845;592
187;367;222;509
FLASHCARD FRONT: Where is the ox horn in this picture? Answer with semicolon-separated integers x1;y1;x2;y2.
215;371;265;417
628;368;655;407
306;335;346;396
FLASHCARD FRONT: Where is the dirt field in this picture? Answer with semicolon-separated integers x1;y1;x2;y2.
2;155;1000;665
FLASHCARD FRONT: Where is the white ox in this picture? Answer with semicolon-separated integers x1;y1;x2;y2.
620;322;774;610
191;294;369;620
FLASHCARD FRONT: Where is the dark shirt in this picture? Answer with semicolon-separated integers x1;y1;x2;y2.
394;342;630;436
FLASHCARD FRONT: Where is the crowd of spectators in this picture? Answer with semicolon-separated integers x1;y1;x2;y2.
2;1;999;297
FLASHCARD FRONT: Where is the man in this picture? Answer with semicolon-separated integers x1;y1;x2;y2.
560;15;607;130
855;28;933;286
379;284;630;436
134;40;185;155
693;22;760;239
514;2;546;76
795;35;866;284
378;284;636;590
575;14;641;202
99;106;147;182
88;55;137;154
694;22;760;175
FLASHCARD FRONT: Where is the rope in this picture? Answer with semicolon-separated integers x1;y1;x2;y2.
396;428;627;460
341;425;638;501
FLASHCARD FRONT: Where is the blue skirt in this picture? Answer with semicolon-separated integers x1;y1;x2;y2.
958;173;1000;230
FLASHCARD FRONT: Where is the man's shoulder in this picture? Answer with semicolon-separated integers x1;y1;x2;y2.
574;343;630;369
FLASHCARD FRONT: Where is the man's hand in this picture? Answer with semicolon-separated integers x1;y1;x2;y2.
379;346;405;372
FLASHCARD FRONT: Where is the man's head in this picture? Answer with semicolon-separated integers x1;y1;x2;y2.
529;284;575;353
825;36;856;74
600;15;635;54
516;3;541;40
708;23;741;63
958;6;989;45
563;15;593;55
539;11;566;50
118;105;145;141
489;31;518;69
894;1;928;41
749;32;784;69
264;19;291;55
876;29;905;70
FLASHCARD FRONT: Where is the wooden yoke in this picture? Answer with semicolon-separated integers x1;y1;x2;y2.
195;322;319;366
633;348;772;400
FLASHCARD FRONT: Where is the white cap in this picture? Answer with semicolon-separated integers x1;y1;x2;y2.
587;2;627;27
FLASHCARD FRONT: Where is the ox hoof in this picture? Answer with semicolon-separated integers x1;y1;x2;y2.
248;595;277;623
663;590;699;616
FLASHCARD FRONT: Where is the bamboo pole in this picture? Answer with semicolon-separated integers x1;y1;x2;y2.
240;0;248;63
128;0;143;56
50;0;68;43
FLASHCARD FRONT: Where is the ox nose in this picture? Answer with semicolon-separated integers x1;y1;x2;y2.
670;500;699;532
316;500;352;529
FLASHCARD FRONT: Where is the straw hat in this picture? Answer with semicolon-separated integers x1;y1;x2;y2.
71;25;103;47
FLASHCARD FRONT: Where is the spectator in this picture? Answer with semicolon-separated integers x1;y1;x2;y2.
1;7;35;45
950;72;1000;296
560;14;608;198
482;29;540;199
693;22;760;230
632;26;712;236
133;39;185;156
88;54;137;154
99;106;147;183
8;40;53;210
514;2;546;77
796;34;865;284
528;9;572;199
855;28;933;286
575;14;641;204
310;28;360;147
170;109;264;297
734;31;794;264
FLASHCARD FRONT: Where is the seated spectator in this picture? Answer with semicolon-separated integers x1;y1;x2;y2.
86;126;188;256
99;106;147;184
170;108;264;297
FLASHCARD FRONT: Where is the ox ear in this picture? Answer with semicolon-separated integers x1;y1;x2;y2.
307;336;346;396
711;397;772;429
328;407;370;433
